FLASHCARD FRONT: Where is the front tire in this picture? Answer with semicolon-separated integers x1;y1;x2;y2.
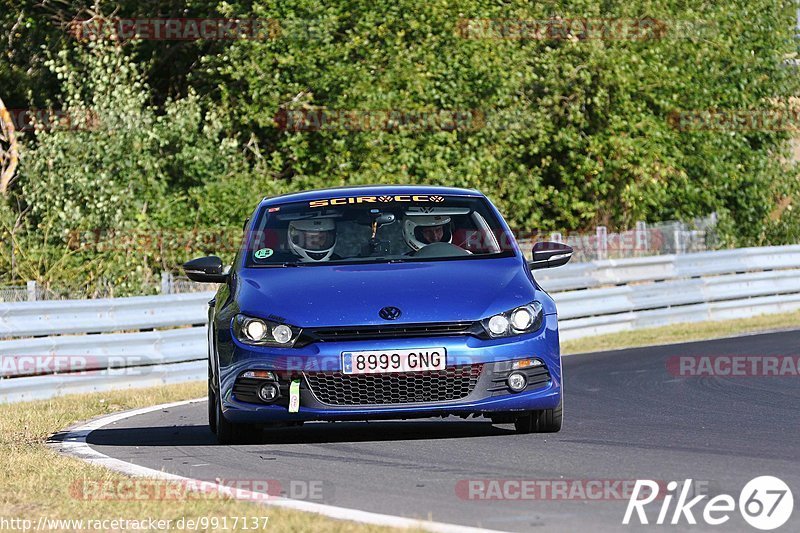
208;367;217;434
208;382;218;435
215;394;261;444
514;397;563;433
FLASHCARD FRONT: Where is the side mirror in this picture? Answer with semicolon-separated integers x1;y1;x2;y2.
183;256;228;283
528;242;573;270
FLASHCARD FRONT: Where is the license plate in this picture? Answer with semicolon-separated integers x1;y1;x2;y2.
341;348;447;375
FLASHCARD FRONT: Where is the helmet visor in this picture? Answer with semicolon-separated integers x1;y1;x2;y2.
414;224;451;245
290;228;336;251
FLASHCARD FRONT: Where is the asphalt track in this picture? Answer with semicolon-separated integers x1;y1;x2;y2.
77;330;800;532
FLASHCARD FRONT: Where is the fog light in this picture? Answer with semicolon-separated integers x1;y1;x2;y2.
507;372;527;392
258;383;280;403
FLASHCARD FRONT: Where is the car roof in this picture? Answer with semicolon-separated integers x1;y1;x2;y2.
259;185;484;206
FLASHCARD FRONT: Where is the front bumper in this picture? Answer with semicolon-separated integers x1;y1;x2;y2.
217;314;561;423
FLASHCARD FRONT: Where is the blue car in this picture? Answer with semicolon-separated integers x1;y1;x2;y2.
184;186;572;444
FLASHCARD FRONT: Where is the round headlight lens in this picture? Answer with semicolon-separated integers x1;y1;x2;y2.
272;324;293;344
510;307;534;331
244;319;268;341
487;315;510;336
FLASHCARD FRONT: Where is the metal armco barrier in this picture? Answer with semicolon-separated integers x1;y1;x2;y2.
1;245;799;402
0;360;205;403
0;293;210;338
539;245;800;340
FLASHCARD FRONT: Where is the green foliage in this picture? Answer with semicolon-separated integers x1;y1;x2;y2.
1;0;799;294
205;0;800;238
2;37;267;294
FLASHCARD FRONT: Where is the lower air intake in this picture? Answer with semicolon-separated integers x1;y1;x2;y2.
304;364;483;406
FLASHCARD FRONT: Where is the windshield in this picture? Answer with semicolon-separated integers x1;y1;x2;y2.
244;194;516;266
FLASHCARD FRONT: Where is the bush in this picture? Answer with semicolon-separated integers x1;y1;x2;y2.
4;37;268;294
205;0;800;237
1;0;799;295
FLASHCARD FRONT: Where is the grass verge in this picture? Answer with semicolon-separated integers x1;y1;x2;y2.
561;310;800;355
0;382;392;532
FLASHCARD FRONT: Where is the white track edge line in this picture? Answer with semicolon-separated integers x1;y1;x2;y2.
49;398;506;533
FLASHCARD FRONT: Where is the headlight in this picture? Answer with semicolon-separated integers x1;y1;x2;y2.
510;307;533;330
234;314;301;347
481;302;544;338
487;315;510;336
243;318;268;341
272;324;293;344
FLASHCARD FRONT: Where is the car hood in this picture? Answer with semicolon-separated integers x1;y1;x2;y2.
235;257;540;327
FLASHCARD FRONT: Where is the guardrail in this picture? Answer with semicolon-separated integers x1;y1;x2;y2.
1;245;799;402
0;293;210;338
0;360;205;403
0;293;213;402
533;245;800;291
538;245;800;340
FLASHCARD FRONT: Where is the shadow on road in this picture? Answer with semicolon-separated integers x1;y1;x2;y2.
53;419;516;447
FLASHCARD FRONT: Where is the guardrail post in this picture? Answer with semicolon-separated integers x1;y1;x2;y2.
596;226;608;260
635;221;647;255
26;280;37;301
161;272;172;295
674;228;683;254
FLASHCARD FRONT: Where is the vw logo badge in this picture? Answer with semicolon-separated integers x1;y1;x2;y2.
379;306;402;320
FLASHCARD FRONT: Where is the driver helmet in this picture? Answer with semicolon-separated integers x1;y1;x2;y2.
403;215;452;251
288;218;337;261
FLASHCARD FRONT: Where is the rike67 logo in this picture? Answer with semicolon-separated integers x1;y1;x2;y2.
624;476;793;530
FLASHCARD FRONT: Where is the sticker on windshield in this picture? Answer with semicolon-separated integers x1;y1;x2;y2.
254;248;274;260
309;194;446;208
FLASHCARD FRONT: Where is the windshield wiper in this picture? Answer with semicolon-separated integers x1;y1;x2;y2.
259;262;306;267
349;257;409;264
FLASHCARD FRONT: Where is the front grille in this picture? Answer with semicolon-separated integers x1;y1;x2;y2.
306;322;475;342
304;364;483;405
